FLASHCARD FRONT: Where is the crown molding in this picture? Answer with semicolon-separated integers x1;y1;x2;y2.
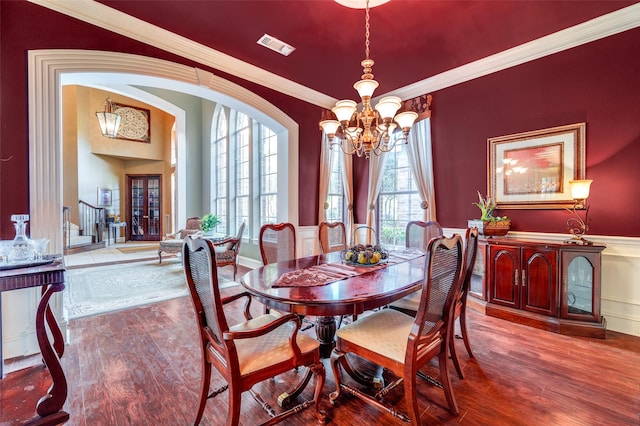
28;1;640;106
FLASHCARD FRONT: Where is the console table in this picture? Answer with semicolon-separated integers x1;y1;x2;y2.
108;222;127;245
469;238;606;338
0;259;69;425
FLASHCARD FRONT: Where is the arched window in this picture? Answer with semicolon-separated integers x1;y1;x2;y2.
211;107;279;239
212;108;229;233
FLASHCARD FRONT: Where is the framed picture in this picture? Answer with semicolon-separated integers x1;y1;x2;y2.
98;188;112;207
488;123;586;209
113;103;151;143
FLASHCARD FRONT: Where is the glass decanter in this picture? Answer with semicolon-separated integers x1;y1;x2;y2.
9;214;33;262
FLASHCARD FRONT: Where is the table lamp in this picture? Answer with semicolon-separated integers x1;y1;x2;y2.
565;179;593;244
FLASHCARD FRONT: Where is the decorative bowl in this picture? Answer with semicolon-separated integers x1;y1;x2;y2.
341;243;389;267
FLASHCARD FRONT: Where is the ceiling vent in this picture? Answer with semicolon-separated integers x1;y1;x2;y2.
257;34;296;56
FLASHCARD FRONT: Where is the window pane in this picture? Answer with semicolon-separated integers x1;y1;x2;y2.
260;125;278;225
212;110;228;232
326;149;344;223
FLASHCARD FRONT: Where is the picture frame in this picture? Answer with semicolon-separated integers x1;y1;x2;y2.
98;188;112;207
488;123;586;209
112;103;151;143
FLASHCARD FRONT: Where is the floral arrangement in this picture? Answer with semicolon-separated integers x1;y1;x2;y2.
473;191;509;222
200;213;220;232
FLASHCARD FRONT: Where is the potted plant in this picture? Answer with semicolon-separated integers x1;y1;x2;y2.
468;191;511;237
200;213;220;234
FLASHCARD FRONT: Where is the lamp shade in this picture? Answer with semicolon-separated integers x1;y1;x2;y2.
332;100;358;122
394;110;418;129
319;120;340;135
374;96;401;120
569;179;592;200
353;79;379;99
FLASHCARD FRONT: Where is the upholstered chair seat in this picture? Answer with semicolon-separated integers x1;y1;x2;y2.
335;309;414;363
231;313;321;375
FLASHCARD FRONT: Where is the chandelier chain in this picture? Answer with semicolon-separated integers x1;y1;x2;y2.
365;0;370;60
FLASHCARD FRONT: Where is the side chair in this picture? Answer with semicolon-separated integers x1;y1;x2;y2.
390;227;480;380
212;221;245;280
182;235;326;425
318;221;347;254
157;216;201;264
406;220;443;250
386;220;443;311
259;222;296;265
329;234;464;424
449;226;480;379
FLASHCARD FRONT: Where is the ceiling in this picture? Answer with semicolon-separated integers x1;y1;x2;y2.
94;0;635;101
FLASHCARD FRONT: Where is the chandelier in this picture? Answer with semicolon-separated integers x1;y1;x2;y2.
96;96;122;138
319;0;418;159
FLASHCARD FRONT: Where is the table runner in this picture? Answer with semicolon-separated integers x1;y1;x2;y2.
273;249;424;288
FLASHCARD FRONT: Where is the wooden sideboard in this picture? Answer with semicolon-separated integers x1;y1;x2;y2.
468;238;606;338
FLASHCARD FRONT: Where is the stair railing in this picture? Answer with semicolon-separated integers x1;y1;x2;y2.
78;200;106;244
63;206;71;249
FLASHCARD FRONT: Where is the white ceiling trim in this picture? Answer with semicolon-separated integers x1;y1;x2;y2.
27;0;337;108
393;3;640;100
28;1;640;107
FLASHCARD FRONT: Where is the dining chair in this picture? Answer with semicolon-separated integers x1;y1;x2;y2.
390;227;480;379
259;222;296;265
212;221;245;280
386;220;443;312
329;234;464;423
182;235;326;425
449;226;480;379
318;221;347;254
406;220;443;249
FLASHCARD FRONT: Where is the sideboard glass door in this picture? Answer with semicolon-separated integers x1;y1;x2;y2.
561;251;601;322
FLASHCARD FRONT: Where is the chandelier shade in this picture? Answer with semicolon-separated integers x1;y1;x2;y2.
96;97;122;138
319;0;418;158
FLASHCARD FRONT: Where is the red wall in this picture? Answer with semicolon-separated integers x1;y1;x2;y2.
430;27;640;237
1;1;639;237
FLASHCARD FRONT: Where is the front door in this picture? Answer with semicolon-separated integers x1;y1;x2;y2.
127;175;162;241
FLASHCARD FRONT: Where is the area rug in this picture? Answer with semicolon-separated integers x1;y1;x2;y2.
64;260;237;319
116;244;160;254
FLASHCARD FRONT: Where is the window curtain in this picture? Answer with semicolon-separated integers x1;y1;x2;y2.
341;152;354;242
317;132;333;225
366;153;388;244
406;115;437;221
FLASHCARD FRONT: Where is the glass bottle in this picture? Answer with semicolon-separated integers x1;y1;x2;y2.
9;214;33;262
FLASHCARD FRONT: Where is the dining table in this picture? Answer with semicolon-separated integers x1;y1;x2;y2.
240;249;426;357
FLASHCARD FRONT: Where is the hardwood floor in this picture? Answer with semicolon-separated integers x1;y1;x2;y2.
2;264;640;425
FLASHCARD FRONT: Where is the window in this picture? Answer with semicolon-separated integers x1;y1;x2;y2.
326;149;344;223
212;109;228;232
260;125;278;226
211;107;279;239
234;112;250;233
378;141;422;248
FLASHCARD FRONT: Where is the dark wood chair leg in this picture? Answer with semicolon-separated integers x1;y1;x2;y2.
439;341;459;416
404;371;421;425
460;301;474;358
449;322;465;379
194;354;211;425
